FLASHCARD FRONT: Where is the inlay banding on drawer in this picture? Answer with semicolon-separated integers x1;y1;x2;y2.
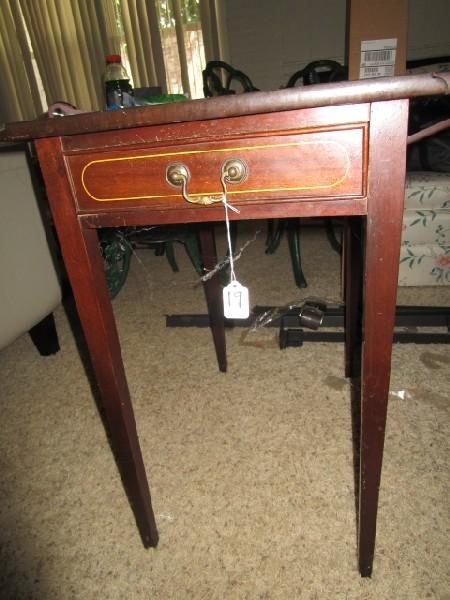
68;127;366;211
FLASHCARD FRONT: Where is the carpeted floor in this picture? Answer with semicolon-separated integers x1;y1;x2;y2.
1;223;449;599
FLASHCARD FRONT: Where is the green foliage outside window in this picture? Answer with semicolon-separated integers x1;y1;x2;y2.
158;0;201;28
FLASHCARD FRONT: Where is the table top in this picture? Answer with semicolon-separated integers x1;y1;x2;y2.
1;72;448;142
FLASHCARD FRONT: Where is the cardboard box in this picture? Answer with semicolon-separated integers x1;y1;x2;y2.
347;0;408;80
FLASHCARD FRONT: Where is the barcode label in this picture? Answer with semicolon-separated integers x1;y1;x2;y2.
364;66;383;75
363;49;394;63
360;65;395;79
360;38;397;79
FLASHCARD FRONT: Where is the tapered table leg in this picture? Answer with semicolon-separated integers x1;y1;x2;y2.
287;218;308;288
81;227;159;547
36;139;159;547
198;223;227;372
358;100;408;576
344;216;363;379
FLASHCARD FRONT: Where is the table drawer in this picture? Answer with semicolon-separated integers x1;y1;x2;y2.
67;126;366;212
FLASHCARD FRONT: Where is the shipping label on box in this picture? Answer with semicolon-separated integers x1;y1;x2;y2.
359;38;397;79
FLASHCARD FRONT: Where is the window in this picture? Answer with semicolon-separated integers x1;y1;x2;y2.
1;0;211;122
116;0;206;99
156;0;205;98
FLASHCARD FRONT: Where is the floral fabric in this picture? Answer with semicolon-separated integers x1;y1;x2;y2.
399;243;450;286
399;172;450;286
402;211;450;245
404;171;450;210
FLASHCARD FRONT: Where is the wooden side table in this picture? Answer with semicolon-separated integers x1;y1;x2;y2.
2;72;448;576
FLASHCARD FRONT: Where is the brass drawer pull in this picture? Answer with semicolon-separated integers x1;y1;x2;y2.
221;158;247;184
166;162;190;187
166;158;248;206
166;162;221;206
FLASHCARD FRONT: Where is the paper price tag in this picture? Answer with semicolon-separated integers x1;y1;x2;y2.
223;281;249;319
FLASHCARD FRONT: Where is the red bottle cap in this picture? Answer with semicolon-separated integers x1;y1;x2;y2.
106;54;121;63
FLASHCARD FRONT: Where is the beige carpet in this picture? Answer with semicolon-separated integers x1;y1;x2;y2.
1;222;449;599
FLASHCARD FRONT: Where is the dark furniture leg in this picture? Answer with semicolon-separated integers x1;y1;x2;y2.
164;241;179;272
287;217;307;288
184;229;204;276
266;218;308;288
358;100;408;577
198;223;227;372
29;312;60;356
325;218;343;254
265;219;285;254
344;217;363;378
81;226;160;546
36;139;159;548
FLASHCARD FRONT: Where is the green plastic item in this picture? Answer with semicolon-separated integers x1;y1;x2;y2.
135;94;187;106
100;229;132;299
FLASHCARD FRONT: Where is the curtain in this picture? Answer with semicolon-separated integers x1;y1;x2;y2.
19;0;118;112
119;0;217;98
200;0;229;64
0;0;225;123
0;1;43;122
118;0;167;91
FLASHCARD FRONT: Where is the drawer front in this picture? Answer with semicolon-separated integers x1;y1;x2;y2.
67;127;366;212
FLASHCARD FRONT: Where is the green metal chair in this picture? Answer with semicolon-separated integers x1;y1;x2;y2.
264;60;348;287
100;226;204;298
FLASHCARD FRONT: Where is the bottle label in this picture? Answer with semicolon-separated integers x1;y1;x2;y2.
105;81;135;110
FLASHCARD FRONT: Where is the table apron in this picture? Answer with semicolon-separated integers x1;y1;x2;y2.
79;196;368;228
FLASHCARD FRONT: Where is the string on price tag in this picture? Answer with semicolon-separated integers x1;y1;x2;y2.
220;172;250;319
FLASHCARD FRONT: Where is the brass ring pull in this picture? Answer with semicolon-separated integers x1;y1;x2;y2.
166;162;223;206
221;158;248;184
166;158;248;206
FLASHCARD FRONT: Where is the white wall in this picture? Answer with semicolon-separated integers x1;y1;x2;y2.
408;0;450;60
224;0;347;90
223;0;450;91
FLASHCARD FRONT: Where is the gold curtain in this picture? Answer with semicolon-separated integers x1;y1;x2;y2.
0;0;120;120
0;0;225;122
18;0;119;112
0;1;42;121
118;0;166;91
199;0;229;64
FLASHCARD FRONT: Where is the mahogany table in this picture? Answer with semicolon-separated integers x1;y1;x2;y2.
3;72;448;577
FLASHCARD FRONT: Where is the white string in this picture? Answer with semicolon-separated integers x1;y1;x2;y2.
198;230;259;283
220;173;240;282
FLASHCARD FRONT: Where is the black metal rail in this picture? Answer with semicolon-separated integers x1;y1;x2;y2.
166;305;450;346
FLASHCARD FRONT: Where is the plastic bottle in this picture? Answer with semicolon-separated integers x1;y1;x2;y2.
103;55;135;110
